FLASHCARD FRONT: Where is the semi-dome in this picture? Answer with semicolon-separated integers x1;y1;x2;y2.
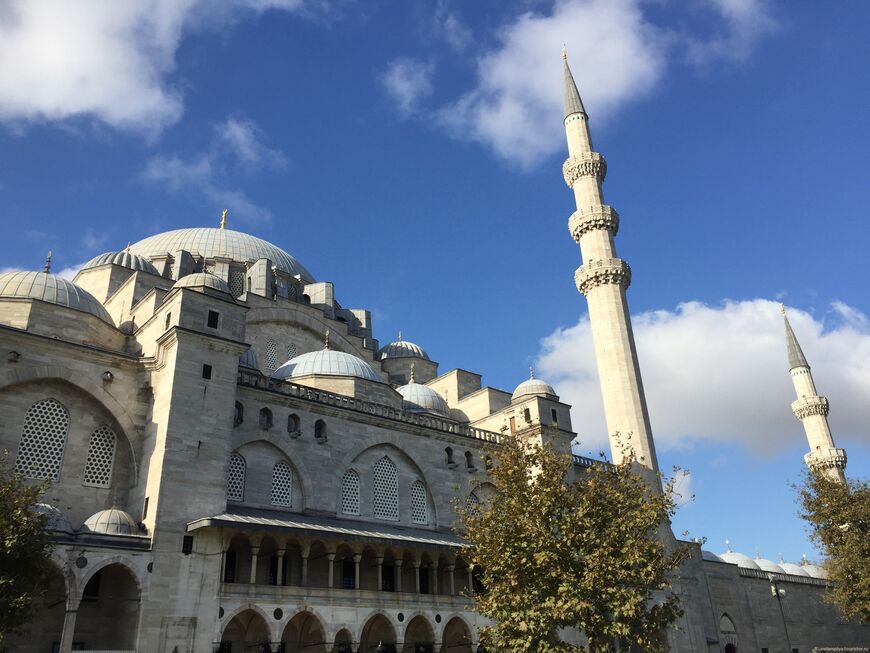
802;563;828;579
81;250;159;275
701;550;722;562
80;508;140;536
239;346;259;370
512;372;558;401
779;562;810;577
718;551;761;570
754;558;785;574
398;382;449;415
378;337;430;361
0;271;113;325
173;272;232;295
33;503;73;533
128;227;314;282
272;349;382;383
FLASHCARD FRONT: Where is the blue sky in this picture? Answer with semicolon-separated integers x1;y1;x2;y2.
0;0;868;563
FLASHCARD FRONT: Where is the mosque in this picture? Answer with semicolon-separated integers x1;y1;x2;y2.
0;53;867;653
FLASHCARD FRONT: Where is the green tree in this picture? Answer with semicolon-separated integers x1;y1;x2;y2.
0;452;52;645
455;434;689;653
797;470;870;623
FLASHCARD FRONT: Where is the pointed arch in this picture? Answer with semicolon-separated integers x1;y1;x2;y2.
15;398;69;480
373;456;398;521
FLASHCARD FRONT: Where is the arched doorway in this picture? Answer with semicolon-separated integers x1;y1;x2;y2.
221;608;272;652
359;614;397;653
73;563;140;650
281;611;327;652
402;615;434;652
331;628;353;653
441;617;473;653
720;613;738;652
3;563;67;652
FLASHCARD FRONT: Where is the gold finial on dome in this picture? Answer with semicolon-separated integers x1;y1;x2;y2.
324;329;330;350
780;302;786;316
43;251;52;274
561;45;568;60
529;366;535;380
410;362;416;383
220;208;228;230
398;330;402;341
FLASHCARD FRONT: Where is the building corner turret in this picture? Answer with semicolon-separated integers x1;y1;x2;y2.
782;306;847;483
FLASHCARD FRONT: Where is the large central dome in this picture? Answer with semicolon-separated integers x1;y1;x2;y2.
128;227;314;282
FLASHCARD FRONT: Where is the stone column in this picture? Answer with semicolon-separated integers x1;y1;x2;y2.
394;558;403;593
466;566;473;593
301;544;310;587
276;549;285;586
249;546;260;585
431;561;439;595
446;564;455;596
58;604;78;653
376;556;384;591
413;560;421;593
327;552;336;588
353;554;362;590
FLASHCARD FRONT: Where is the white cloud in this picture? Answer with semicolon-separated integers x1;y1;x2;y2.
537;299;870;457
141;116;285;223
432;0;776;168
434;1;472;52
81;228;109;253
0;1;318;134
380;58;435;117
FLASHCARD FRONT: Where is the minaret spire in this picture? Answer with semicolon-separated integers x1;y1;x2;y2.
43;251;52;274
781;306;846;482
560;51;659;480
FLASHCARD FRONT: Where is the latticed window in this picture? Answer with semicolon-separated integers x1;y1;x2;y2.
341;469;361;515
82;425;116;487
226;453;246;501
411;480;428;524
15;399;69;480
271;461;293;506
373;456;399;521
227;266;246;298
265;340;279;372
465;492;481;512
286;342;298;362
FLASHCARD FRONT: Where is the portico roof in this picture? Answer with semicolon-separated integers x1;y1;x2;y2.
187;508;464;549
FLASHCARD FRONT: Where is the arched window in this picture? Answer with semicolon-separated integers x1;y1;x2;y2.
226;453;246;501
271;461;293;506
465;492;480;512
259;407;273;430
265;339;279;372
314;419;327;443
234;401;244;427
373;456;399;521
465;451;474;470
82;425;117;488
15;398;69;480
287;413;300;436
445;446;454;466
341;469;361;515
411;480;428;524
286;343;298;361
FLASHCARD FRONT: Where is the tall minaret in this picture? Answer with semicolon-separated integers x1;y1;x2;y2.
561;50;659;477
782;307;847;482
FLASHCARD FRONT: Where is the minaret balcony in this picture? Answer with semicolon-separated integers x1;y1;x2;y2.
568;205;620;241
804;448;847;471
563;152;607;186
574;258;631;296
792;395;829;420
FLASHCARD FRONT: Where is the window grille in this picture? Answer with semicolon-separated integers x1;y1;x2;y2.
226;453;246;501
465;492;480;512
227;267;245;298
265;340;279;372
373;456;399;521
285;342;298;362
271;461;293;506
82;425;116;487
15;398;69;480
341;469;361;515
411;480;428;524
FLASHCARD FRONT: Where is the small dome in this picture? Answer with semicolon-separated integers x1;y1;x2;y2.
81;250;159;275
779;562;810;577
0;271;113;325
379;338;430;361
272;349;382;383
802;564;828;579
398;382;449;415
754;558;785;574
512;376;558;401
239;346;259;370
33;503;73;533
701;550;721;562
718;551;761;570
173;272;232;295
129;227;314;282
80;508;140;536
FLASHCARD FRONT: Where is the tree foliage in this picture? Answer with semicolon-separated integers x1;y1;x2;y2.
455;434;689;652
0;452;52;644
797;470;870;623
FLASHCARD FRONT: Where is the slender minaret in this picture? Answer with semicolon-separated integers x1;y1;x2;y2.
782;306;847;482
561;50;659;477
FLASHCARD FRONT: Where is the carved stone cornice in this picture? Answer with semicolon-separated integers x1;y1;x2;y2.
568;205;619;241
804;448;847;471
792;396;829;420
574;258;631;296
563;152;607;187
